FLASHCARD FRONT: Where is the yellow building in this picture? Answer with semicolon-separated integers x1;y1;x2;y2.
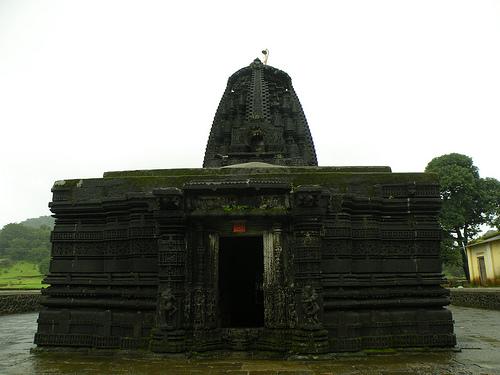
467;231;500;286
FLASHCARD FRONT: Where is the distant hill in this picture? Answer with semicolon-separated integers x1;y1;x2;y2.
19;216;54;229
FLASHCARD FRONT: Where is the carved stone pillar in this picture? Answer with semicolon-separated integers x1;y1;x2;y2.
192;225;207;331
206;233;219;329
150;188;186;353
188;228;221;352
291;186;329;353
263;224;287;329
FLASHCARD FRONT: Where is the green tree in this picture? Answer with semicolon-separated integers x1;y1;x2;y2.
426;153;500;280
20;216;55;229
0;222;51;271
440;235;464;278
38;257;50;275
0;224;36;257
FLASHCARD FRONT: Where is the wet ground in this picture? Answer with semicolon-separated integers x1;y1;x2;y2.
0;306;499;375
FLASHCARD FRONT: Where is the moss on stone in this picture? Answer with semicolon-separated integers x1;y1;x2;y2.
103;165;393;178
52;179;81;189
57;169;438;203
120;171;436;193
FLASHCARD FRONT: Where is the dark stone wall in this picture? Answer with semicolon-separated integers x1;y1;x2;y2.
317;183;455;351
450;289;500;310
0;293;41;315
35;168;455;353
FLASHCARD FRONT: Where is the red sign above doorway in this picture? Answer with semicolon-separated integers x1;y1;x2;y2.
232;222;246;233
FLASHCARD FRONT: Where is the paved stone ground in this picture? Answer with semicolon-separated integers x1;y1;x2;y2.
0;305;499;375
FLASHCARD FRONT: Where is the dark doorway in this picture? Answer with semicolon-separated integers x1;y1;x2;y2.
218;236;264;328
478;256;488;286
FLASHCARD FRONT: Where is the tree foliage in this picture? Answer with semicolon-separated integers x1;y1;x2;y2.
0;220;52;274
19;215;55;229
426;153;500;280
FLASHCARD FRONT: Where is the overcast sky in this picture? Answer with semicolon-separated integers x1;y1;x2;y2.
0;0;499;228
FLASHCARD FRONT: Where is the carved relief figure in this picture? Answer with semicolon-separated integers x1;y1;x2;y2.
249;126;265;152
301;285;320;327
183;290;191;327
193;288;205;329
287;290;298;328
297;193;318;207
157;288;177;329
206;290;217;327
159;193;182;210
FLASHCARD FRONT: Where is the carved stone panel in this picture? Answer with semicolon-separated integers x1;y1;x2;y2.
188;194;287;212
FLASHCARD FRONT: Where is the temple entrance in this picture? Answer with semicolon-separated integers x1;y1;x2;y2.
218;236;264;328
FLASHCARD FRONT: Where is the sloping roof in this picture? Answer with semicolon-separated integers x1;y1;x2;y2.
468;232;500;248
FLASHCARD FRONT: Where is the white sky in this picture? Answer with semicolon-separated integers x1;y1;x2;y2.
1;0;499;228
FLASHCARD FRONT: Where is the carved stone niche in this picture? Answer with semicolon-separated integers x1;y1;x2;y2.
292;185;329;215
153;187;184;211
153;188;184;211
230;121;285;154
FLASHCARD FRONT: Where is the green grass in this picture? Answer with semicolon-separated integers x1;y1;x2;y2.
0;261;46;289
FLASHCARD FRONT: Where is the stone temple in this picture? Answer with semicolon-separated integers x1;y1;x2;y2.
35;58;456;353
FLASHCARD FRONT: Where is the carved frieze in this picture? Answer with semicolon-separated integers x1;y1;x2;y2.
381;183;440;198
51;231;103;242
187;194;287;212
158;235;185;267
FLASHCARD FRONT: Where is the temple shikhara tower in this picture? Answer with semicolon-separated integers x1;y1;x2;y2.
204;58;317;167
35;58;455;353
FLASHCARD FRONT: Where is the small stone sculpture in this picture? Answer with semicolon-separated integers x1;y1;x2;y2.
157;288;177;329
302;285;320;327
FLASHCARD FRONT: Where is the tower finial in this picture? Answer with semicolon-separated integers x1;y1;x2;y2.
261;49;269;65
